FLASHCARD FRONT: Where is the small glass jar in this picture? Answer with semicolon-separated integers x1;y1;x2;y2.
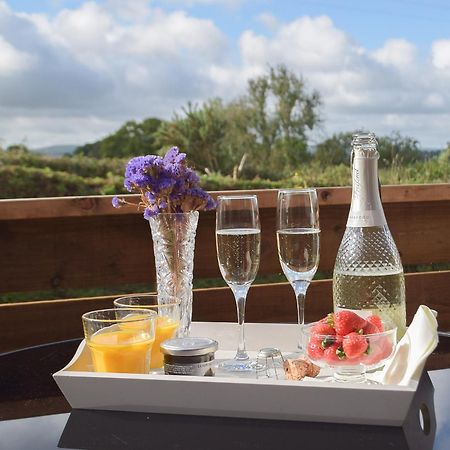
160;337;218;376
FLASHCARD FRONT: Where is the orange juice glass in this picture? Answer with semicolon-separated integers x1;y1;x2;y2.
114;295;181;369
82;308;156;374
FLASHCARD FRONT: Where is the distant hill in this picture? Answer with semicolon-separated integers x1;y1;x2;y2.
32;145;78;156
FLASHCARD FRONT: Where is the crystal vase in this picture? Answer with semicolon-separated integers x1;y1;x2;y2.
149;212;199;337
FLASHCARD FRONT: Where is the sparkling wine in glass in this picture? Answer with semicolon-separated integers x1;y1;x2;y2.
216;195;261;372
277;189;320;351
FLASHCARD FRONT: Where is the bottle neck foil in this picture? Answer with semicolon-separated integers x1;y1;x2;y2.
347;154;387;228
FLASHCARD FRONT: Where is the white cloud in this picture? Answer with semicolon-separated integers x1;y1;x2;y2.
0;111;121;148
432;39;450;70
372;39;417;69
223;16;450;147
164;0;246;7
0;3;449;149
105;0;152;21
0;35;34;75
256;12;280;32
0;1;228;147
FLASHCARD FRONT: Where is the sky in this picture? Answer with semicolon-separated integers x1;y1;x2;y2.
0;0;450;150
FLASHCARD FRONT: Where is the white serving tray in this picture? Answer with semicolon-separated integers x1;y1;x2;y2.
54;322;422;426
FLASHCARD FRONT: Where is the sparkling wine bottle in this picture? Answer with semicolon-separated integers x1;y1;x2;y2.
333;132;406;338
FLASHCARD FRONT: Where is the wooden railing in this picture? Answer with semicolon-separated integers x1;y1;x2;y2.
1;183;450;352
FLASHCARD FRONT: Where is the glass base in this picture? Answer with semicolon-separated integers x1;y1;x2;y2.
284;348;306;360
218;357;261;373
332;367;379;384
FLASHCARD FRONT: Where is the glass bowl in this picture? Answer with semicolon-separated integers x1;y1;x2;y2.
301;320;397;383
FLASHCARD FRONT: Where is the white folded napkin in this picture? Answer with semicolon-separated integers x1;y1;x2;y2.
379;305;438;386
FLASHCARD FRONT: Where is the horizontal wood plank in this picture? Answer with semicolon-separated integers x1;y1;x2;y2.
1;270;449;353
1;198;449;294
1;184;450;220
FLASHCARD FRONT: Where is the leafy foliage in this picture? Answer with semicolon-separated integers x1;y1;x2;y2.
156;99;239;174
0;62;448;199
74;118;163;158
314;132;353;166
156;65;321;179
0;145;448;199
377;132;424;167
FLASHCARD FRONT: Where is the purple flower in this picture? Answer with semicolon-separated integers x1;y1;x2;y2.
163;147;183;164
205;196;216;210
114;146;215;219
112;196;121;208
185;168;200;185
143;204;159;220
157;176;176;192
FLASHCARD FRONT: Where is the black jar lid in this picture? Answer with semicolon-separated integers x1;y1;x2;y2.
161;337;218;357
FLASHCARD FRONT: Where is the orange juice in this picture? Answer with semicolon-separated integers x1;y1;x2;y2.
88;329;155;373
151;317;180;369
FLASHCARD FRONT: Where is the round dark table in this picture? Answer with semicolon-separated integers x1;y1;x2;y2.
1;336;450;450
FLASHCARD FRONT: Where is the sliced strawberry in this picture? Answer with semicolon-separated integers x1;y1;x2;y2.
332;311;367;335
323;343;346;364
311;322;336;336
366;315;384;332
343;332;369;359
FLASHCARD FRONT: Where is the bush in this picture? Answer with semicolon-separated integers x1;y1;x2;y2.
0;147;448;199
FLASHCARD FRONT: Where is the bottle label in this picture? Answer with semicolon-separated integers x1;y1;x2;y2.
347;209;386;227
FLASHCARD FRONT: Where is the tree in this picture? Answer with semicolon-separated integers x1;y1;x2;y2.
438;143;450;164
6;143;30;153
74;117;163;158
158;65;321;179
156;98;241;174
241;65;321;177
314;132;353;166
377;132;423;167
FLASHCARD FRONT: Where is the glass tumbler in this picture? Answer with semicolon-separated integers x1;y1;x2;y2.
114;294;181;369
82;308;156;374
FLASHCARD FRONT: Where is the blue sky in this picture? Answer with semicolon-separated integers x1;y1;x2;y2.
1;0;450;149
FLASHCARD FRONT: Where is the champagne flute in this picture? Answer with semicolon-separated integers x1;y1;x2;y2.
216;195;261;372
277;189;320;351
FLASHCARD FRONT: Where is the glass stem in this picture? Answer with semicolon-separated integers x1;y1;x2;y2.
233;287;249;361
293;281;309;350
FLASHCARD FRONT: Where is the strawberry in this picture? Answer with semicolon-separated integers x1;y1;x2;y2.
323;343;346;364
362;322;379;335
307;337;325;360
311;322;336;336
366;315;384;332
364;345;385;366
331;311;367;335
363;335;386;365
379;337;394;359
343;332;369;359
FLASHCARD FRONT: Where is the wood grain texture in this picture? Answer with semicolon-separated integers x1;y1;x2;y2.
1;270;449;353
1;184;449;220
1;197;449;293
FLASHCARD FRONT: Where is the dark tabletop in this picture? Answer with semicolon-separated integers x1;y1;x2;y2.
1;337;450;450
